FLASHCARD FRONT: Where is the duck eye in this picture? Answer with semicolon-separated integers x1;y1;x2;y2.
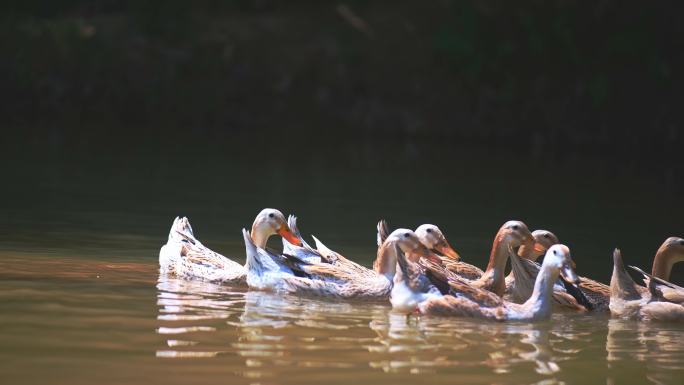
426;228;432;233
543;233;550;239
512;225;519;230
268;213;275;218
553;250;559;256
404;233;411;238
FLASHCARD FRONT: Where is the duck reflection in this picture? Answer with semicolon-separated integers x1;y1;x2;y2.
233;290;386;379
367;311;566;376
154;274;605;381
367;311;446;374
155;274;246;358
606;319;684;384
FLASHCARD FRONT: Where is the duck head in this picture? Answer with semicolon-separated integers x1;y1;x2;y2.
415;224;461;261
388;229;431;260
518;230;560;261
496;220;534;251
375;229;430;277
542;244;579;284
250;208;302;248
652;237;684;280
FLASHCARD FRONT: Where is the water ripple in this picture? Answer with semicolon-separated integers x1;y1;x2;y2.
153;273;684;384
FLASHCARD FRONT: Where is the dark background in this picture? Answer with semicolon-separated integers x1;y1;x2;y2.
1;1;682;282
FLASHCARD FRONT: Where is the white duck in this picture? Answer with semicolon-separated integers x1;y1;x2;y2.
244;227;431;300
158;208;300;284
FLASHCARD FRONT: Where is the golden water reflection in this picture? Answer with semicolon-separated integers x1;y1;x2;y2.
155;274;684;384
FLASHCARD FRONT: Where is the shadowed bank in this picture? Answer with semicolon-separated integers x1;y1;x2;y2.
2;1;683;158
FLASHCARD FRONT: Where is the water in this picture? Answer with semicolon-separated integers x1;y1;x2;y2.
1;139;683;384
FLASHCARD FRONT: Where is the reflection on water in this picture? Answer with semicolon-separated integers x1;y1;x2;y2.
153;273;684;384
156;277;246;358
2;252;684;384
607;319;684;384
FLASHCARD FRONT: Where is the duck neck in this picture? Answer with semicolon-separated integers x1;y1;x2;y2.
250;223;271;249
651;248;678;281
522;263;557;319
374;242;397;280
483;235;511;294
517;242;541;261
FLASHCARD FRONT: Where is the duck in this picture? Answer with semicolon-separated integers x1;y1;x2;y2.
627;237;684;304
158;209;301;284
378;220;485;280
506;230;614;311
504;230;591;311
420;220;535;297
243;227;431;299
504;229;560;302
609;248;684;321
392;244;580;322
377;220;461;262
577;237;684;312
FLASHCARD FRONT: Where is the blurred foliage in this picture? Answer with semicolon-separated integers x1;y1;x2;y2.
0;0;681;153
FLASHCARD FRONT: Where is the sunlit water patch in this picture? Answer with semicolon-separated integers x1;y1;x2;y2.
2;249;684;384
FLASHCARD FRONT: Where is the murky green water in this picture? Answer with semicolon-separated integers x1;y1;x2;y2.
1;141;683;384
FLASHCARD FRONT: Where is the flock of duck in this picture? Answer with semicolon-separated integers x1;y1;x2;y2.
159;208;684;322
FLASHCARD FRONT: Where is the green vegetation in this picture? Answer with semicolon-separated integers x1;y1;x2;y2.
2;1;681;152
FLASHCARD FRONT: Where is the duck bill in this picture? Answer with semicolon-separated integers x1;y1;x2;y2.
278;227;302;246
517;237;539;260
533;242;548;254
560;263;580;285
435;242;461;261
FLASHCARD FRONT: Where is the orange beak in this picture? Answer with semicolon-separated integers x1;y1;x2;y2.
436;242;461;261
277;226;302;246
533;242;547;254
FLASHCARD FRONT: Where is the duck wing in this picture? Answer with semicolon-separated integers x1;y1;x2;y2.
630;265;684;304
174;229;246;283
578;276;611;309
282;215;322;263
441;259;484;280
419;295;506;320
311;235;375;278
419;257;464;295
292;261;359;282
420;258;502;307
447;278;505;308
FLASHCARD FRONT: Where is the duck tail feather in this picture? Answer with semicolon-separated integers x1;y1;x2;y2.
377;219;390;247
610;248;642;301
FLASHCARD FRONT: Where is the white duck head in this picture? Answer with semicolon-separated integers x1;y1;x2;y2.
415;224;461;261
250;208;301;248
541;244;579;284
375;229;430;278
